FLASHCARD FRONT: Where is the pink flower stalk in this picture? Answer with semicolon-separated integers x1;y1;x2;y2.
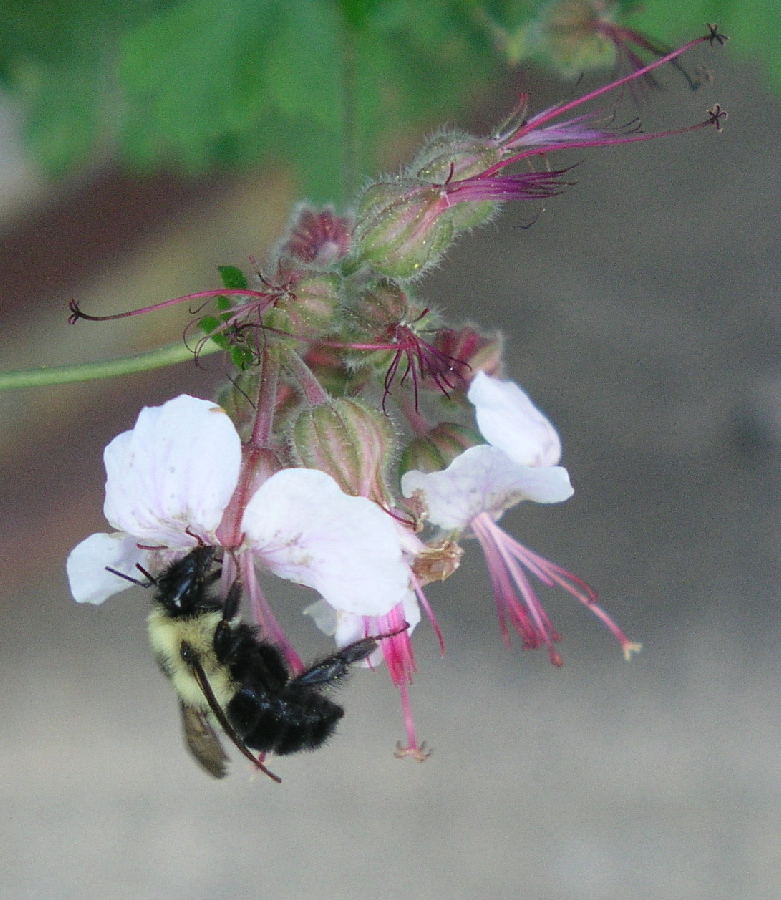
471;512;641;665
489;28;727;171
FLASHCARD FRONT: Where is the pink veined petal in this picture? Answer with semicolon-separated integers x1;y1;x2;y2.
468;371;563;467
103;395;242;546
66;531;152;604
241;468;409;617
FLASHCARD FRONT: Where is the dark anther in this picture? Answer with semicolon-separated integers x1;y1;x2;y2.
67;299;84;324
706;24;729;46
707;104;727;131
67;299;114;323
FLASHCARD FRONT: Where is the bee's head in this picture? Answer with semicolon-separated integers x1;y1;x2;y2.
154;546;221;616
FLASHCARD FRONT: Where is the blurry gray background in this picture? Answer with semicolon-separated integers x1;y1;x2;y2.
1;52;779;900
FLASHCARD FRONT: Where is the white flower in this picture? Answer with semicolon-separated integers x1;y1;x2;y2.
67;395;241;604
67;394;409;617
401;371;573;530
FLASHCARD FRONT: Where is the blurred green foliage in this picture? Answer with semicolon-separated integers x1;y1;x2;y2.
0;0;766;201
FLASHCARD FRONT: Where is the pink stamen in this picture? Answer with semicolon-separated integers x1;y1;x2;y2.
68;289;275;323
471;512;640;664
241;555;304;674
478;29;725;178
412;573;445;656
507;29;718;141
393;680;430;761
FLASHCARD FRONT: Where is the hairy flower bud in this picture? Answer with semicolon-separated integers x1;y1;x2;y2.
290;398;396;504
359;279;411;329
302;344;371;398
350;181;456;279
263;272;340;339
412;130;503;184
399;423;483;477
279;206;352;267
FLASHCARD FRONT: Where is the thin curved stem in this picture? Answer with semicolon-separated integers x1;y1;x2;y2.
0;340;220;391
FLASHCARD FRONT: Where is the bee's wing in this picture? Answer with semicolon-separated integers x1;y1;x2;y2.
180;701;229;779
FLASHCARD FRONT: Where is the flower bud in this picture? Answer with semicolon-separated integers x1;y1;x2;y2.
350;180;455;279
263;272;340;340
398;423;483;477
359;279;410;329
532;0;616;76
412;130;503;183
303;343;372;398
290;398;396;504
278;206;352;267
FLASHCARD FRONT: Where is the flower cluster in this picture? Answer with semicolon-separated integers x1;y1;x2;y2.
67;31;723;761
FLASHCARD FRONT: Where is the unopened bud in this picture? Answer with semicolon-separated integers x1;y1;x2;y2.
532;0;616;75
350;181;454;279
432;327;505;385
278;206;352;267
360;279;410;329
303;343;371;397
263;272;340;339
290;398;396;504
412;130;502;183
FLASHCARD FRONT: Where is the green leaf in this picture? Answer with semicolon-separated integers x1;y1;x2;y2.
218;265;249;290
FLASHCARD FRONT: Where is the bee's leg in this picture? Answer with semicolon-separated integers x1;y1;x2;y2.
213;582;243;660
292;624;409;688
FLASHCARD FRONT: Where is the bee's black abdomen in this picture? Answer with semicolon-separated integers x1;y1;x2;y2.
227;683;345;756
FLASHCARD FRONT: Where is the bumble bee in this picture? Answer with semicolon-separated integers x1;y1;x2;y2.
145;546;396;781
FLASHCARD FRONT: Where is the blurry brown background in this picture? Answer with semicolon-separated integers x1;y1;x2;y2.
1;55;779;899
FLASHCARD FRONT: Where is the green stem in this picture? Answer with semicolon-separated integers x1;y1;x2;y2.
0;340;220;391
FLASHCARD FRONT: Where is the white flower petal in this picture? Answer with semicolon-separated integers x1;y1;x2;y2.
103;395;241;546
241;468;409;617
402;444;573;529
66;532;153;604
468;371;562;467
